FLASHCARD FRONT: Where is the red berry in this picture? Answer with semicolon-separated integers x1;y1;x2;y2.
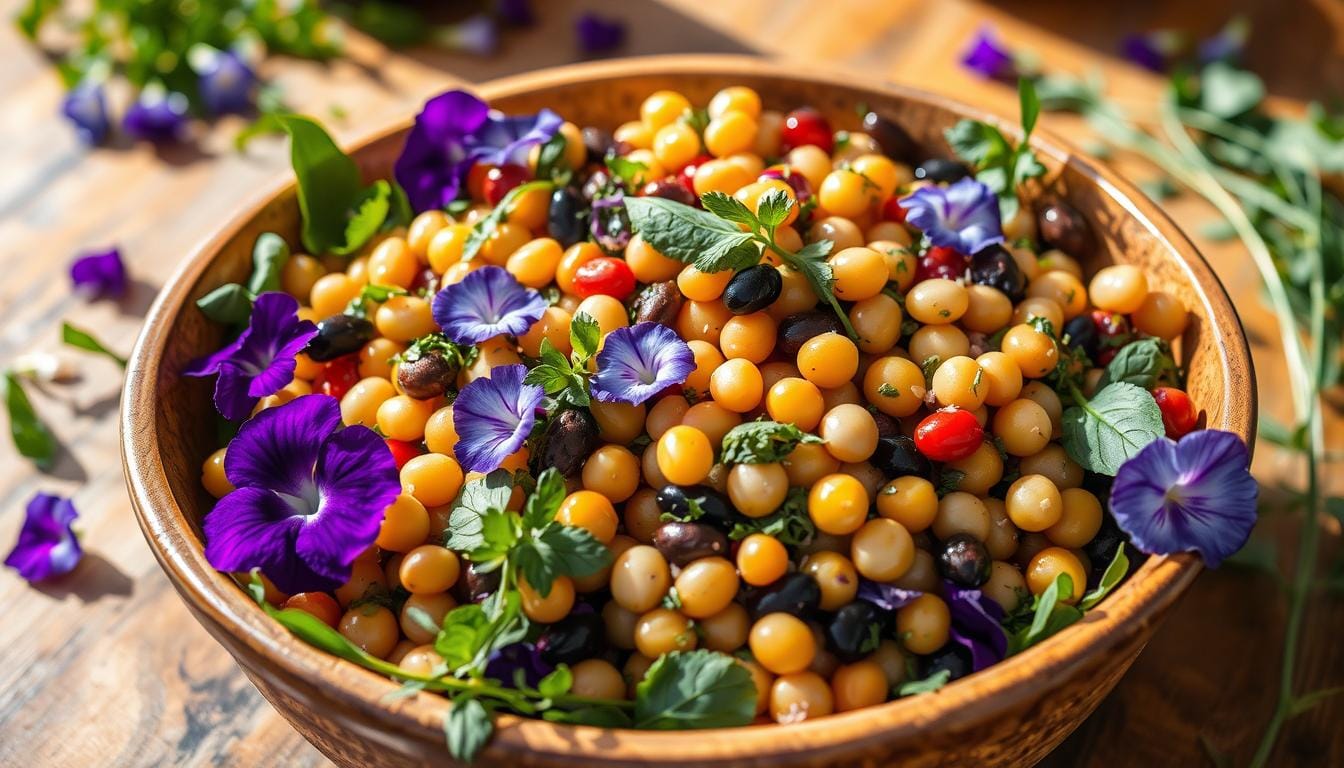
678;154;714;190
1091;310;1132;365
781;108;834;154
881;195;908;223
384;438;423;470
483;163;531;206
916;246;969;281
913;408;984;463
573;256;636;299
314;355;360;401
1152;387;1198;438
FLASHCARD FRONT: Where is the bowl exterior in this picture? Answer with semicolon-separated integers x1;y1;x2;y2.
122;55;1254;768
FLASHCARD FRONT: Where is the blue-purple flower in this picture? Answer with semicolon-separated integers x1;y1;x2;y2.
432;266;547;345
124;88;189;143
184;292;318;421
899;177;1004;255
575;13;626;54
944;583;1008;672
1109;429;1258;568
485;641;553;687
1120;30;1185;73
70;247;127;299
496;0;535;26
1198;16;1249;66
856;579;921;611
205;395;400;594
452;364;545;473
197;49;257;116
960;26;1017;81
61;83;110;145
590;323;694;406
4;493;82;582
394;89;562;213
434;14;500;56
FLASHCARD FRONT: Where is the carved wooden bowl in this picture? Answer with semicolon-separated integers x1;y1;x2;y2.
121;55;1255;767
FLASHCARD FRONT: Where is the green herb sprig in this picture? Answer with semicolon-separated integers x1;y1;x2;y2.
523;312;601;407
196;232;291;324
1;371;56;469
944;79;1048;220
719;420;822;465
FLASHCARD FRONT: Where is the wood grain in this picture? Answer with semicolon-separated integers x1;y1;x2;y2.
1;0;1340;766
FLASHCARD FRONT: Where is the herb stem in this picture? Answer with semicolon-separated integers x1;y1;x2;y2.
760;237;859;339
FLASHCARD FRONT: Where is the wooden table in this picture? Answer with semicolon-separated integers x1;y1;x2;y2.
1;0;1341;765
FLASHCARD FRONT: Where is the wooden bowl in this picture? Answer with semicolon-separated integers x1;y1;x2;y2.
121;55;1255;767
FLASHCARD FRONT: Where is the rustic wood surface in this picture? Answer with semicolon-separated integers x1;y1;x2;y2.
0;0;1340;766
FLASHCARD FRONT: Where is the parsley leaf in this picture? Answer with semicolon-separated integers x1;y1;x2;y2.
1061;381;1165;475
943;78;1047;220
462;180;555;262
726;487;815;546
897;668;951;697
1007;572;1084;654
61;322;126;367
569;312;601;363
720;421;822;464
445;470;516;551
1079;546;1130;610
444;698;492;764
521;468;567;530
633;650;758;729
2;371;55;469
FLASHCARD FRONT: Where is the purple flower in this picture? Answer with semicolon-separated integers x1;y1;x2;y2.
432;266;547;344
123;88;190;143
433;14;500;56
184;292;318;421
856;579;922;612
590;193;632;252
198;50;256;115
485;642;553;688
899;177;1004;255
61;83;110;145
495;0;535;26
394;89;562;213
4;493;82;582
452;364;544;473
1109;430;1258;568
575;13;626;54
69;247;127;299
590;323;694;406
205;395;400;594
944;583;1008;672
960;26;1017;81
1120;30;1185;73
1198;16;1249;65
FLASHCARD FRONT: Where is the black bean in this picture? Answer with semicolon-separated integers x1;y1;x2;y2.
590;196;632;253
870;435;932;479
969;244;1027;302
914;158;971;183
1037;201;1094;257
396;353;459;400
861;111;916;161
744;572;821;620
723;264;783;315
640;179;698;207
937;534;992;587
304;314;375;362
1062;314;1099;359
581;126;616;164
921;643;973;682
458;562;500;604
536;408;600;477
537;613;605;665
630;281;683;327
547;187;588;247
654;484;739;528
776;312;845;357
652;521;730;566
826;600;884;663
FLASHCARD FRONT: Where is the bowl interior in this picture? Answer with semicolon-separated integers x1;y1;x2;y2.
125;56;1254;766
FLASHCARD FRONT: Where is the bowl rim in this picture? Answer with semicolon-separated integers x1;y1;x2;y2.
121;54;1256;763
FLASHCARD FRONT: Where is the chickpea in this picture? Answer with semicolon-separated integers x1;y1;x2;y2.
375;295;436;342
850;518;914;582
783;442;841;487
358;338;405;380
376;494;430;553
797;332;859;389
399;545;460;595
876;476;938;533
984;498;1021;561
423;406;458;457
863;355;925;417
611;545;672;614
908;323;970;362
557;490;620;543
677;298;733;346
1019;381;1064;438
581;445;640;504
1012;296;1064;331
335;557;386;606
506;238;565;289
1019;444;1084;490
828;247;888;301
675;557;740;619
681;401;741;447
641;90;692;128
1027;271;1088;320
765;377;825;431
993;398;1053;456
377;394;437;443
737;533;790;586
569;659;627;700
400;453;464;507
975;351;1023;406
961;284;1014;333
818;403;878;463
699;603;751;653
832;660;889;712
656;425;714;486
933;492;991;541
801;551;859;611
635;608;697;657
770;671;834;723
945;441;1004;496
1005;474;1064;532
400;592;457;645
603;600;640;650
896;594;950;655
692;159;753;197
704;111;758;158
283;592;341;627
710;358;764;413
727;462;790;518
849;293;903;354
982;560;1028;613
576;294;629;336
1089;264;1149;314
310;273;362;318
750;613;816;675
1132;290;1188;339
767;266;820;321
907;278;969;325
808;473;869;535
1046;488;1104;548
931;355;987;410
201;448;234;498
339;605;399;659
1026;547;1088;604
589;400;646;444
368;238;418;288
654;121;703;169
720;312;777;363
1001;324;1059;379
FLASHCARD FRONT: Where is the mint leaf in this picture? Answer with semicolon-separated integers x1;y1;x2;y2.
445;470;516;550
435;604;492;668
700;191;759;227
606;156;649;189
264;115;368;255
945;120;1011;167
720;420;822;464
196;283;254;324
535;133;568;182
522;468;567;530
332;179;393;256
634;651;757;729
2;371;55;469
462;180;554;262
569;312;601;361
61;322;126;367
538;665;574;699
1079;546;1130;610
538;525;612;579
1200;61;1264;118
1096;338;1176;389
1008;573;1083;653
444;697;492;763
543;706;634;727
246;232;291;295
1062;382;1165;475
897;668;951;696
623;195;757;273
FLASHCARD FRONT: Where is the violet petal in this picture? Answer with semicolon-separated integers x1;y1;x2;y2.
485;641;553;688
3;493;82;582
223;394;342;497
590;323;694;405
61;83;110;145
575;13;626;54
960;26;1017;81
452;364;544;473
944;582;1008;672
856;579;922;612
198;50;257;116
69;247;127;299
898;177;1004;255
432;266;547;344
123;90;189;143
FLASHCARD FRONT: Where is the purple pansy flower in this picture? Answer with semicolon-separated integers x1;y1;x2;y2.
590;323;694;406
432;266;548;345
575;13;626;54
485;641;553;687
197;49;256;116
1198;16;1249;66
856;579;922;612
394;89;562;213
899;177;1004;255
61;82;110;145
944;583;1008;672
4;493;82;582
205;395;399;594
123;88;190;143
70;247;127;298
960;26;1017;81
1120;30;1185;73
435;14;500;56
1109;429;1257;568
453;364;545;473
184;292;319;421
496;0;535;26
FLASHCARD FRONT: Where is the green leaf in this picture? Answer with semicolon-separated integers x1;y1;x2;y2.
246;232;291;295
445;470;516;550
945;120;1010;167
606;156;650;189
461;180;554;262
17;0;60;39
331;179;393;256
1200;61;1264;118
755;188;793;232
726;487;815;546
535;134;569;182
537;525;612;579
543;705;633;727
61;322;126;367
1019;77;1041;139
897;669;951;696
633;651;757;729
719;420;822;464
435;604;492;669
522;468;567;530
2;371;55;469
1061;382;1165;475
569;312;601;361
1009;573;1084;653
1096;338;1176;390
700;191;759;227
196;283;254;324
477;510;522;554
623;195;757;273
265;114;365;255
1079;547;1130;610
538;665;574;699
444;697;492;763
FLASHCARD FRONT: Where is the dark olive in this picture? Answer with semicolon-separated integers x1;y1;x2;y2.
536;408;600;477
581;126;616;164
304;314;375;362
826;600;884;663
744;572;822;620
652;521;730;566
723;264;783;315
969;245;1026;302
1038;201;1094;257
871;412;901;439
640;179;698;207
396;353;459;400
921;643;972;682
537;613;605;665
458;562;500;604
547;187;588;247
1083;516;1128;581
590;196;632;253
654;484;739;528
776;312;845;356
913;158;971;183
630;280;684;327
937;534;992;587
861;111;916;161
1062;314;1099;359
870;435;932;479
